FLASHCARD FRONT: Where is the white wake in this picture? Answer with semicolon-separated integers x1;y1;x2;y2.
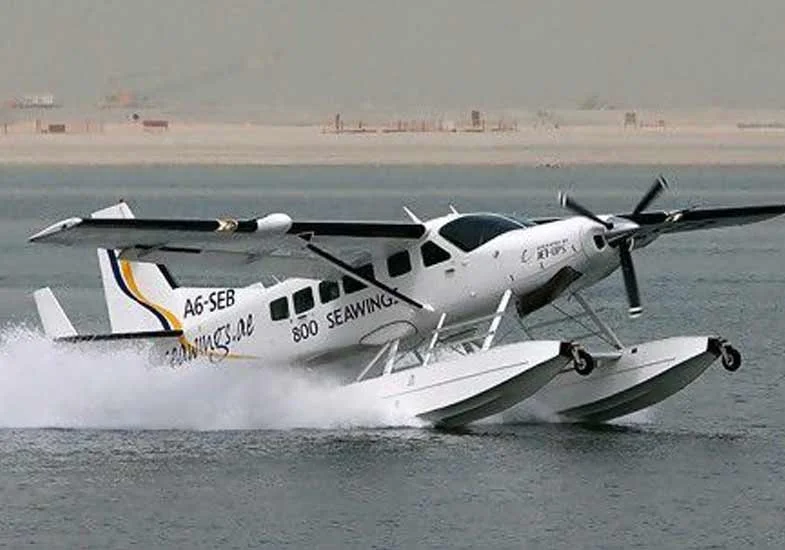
0;326;416;430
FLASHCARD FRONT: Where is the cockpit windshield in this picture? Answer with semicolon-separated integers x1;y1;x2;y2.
506;214;537;228
438;214;528;252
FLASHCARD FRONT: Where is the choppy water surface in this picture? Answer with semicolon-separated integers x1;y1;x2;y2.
1;165;784;549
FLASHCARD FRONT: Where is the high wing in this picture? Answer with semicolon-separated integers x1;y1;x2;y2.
613;204;785;248
532;204;785;248
619;204;785;232
28;209;427;281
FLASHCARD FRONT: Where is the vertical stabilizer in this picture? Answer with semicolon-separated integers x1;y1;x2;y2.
92;202;182;333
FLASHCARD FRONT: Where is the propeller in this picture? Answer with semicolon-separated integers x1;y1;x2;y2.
558;192;613;229
618;239;642;318
632;175;669;215
558;176;669;317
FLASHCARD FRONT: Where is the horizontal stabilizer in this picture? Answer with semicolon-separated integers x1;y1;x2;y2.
34;287;77;339
56;329;183;343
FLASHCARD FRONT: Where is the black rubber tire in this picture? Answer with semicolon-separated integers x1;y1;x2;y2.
573;349;595;376
721;346;742;372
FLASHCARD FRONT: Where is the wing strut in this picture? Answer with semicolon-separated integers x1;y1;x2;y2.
302;240;432;311
571;292;624;350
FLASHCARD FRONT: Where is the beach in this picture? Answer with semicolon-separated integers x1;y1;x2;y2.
1;110;784;166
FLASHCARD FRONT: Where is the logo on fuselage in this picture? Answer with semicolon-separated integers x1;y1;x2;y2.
536;238;569;261
325;292;398;329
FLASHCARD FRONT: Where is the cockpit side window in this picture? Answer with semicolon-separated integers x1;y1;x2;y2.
421;241;451;267
438;214;524;252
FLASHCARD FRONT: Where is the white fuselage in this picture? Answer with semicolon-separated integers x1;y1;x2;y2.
162;215;620;369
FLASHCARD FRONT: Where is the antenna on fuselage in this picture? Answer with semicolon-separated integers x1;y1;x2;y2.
402;206;422;223
448;204;459;214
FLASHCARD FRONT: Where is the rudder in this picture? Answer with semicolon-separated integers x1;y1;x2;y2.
93;202;183;333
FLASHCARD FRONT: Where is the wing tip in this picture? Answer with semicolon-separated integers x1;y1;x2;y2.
28;217;84;243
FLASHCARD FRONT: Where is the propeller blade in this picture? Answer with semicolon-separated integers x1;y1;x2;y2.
632;175;669;215
558;192;613;229
618;241;642;318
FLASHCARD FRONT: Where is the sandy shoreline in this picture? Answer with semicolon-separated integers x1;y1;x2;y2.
1;120;784;166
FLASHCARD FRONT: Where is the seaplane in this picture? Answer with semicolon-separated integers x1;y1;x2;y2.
28;177;785;427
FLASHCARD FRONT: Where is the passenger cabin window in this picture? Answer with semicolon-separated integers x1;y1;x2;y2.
387;250;412;278
421;241;451;267
293;287;315;315
319;280;340;304
269;296;289;321
438;214;524;252
343;263;374;294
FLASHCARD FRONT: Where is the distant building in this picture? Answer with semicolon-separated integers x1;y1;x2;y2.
471;110;481;128
100;90;149;109
142;119;169;131
10;94;58;109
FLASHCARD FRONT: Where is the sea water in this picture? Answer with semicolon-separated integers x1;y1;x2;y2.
1;165;784;548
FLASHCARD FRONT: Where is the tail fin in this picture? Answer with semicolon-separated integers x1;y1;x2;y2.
34;287;78;338
92;202;183;333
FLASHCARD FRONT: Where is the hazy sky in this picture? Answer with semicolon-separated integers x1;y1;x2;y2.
2;1;784;111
